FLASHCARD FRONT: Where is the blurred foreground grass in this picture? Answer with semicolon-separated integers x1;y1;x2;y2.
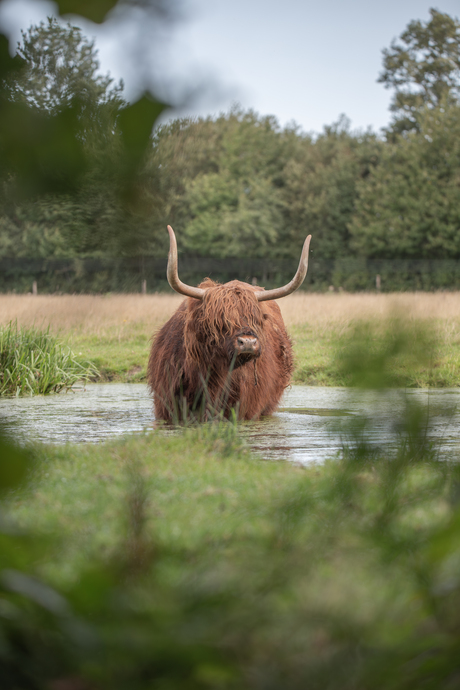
2;404;460;689
2;315;460;688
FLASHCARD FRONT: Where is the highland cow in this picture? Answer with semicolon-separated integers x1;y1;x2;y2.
148;226;311;422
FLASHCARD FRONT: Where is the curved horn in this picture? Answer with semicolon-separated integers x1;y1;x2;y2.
254;235;312;302
166;225;206;300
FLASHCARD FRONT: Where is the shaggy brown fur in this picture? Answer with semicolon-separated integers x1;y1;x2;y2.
147;279;293;422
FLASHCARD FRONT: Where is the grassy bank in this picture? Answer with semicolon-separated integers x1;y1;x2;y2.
1;292;460;386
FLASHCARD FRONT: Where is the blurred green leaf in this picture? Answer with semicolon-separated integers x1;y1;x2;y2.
426;510;460;564
118;94;167;165
55;0;119;23
337;317;437;388
0;33;25;81
0;101;87;195
1;570;69;615
116;95;167;209
0;434;31;496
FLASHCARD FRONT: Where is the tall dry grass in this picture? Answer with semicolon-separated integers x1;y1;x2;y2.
1;292;460;335
0;294;183;336
279;291;460;327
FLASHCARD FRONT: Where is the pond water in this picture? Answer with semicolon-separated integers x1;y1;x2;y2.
1;384;460;465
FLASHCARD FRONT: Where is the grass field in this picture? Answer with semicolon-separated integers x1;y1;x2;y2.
2;291;460;386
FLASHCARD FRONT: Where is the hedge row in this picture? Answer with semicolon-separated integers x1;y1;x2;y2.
2;257;460;293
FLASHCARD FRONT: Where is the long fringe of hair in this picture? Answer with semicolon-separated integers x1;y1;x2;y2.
184;280;266;368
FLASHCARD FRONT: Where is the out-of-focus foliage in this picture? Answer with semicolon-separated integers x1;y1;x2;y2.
0;431;30;494
55;0;119;23
337;316;437;388
0;18;117;196
0;1;169;256
3;320;460;687
379;8;460;136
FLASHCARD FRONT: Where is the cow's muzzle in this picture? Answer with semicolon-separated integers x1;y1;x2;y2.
235;335;260;356
228;331;261;368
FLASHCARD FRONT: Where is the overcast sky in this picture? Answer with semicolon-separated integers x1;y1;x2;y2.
1;0;459;134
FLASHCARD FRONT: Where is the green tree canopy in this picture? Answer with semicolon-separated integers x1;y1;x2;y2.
148;109;295;259
145;111;382;264
281;116;381;263
379;8;460;135
349;101;460;259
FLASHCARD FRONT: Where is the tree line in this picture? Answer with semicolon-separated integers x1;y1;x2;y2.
1;9;460;289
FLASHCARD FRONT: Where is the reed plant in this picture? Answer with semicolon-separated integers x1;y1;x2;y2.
0;322;97;396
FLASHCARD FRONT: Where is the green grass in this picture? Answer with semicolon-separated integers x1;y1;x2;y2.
71;328;149;382
10;304;459;395
0;322;98;396
10;428;302;581
64;318;460;389
68;322;344;385
291;324;345;386
291;318;460;388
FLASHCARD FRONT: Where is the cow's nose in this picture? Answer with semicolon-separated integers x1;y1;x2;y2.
236;336;258;353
